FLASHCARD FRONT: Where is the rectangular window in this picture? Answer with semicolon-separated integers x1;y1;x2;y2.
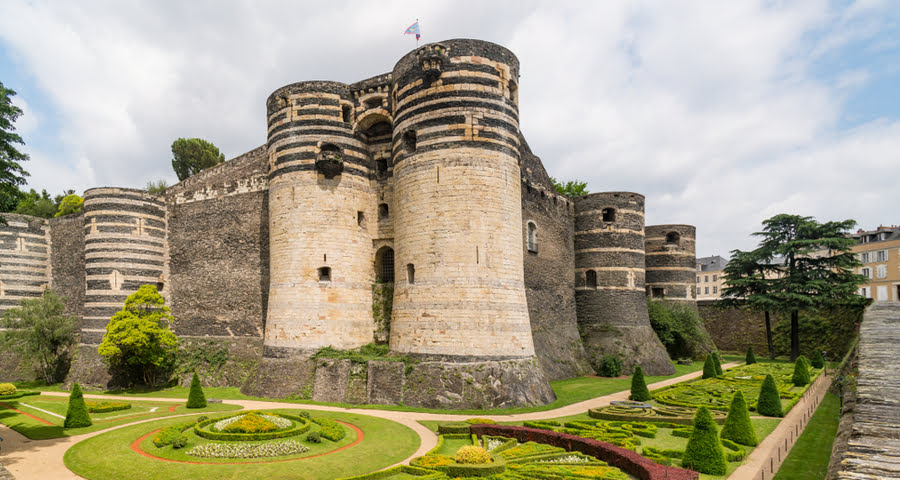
704;275;709;282
712;274;718;282
877;285;888;301
860;252;870;263
876;250;888;262
704;286;709;294
859;287;871;298
861;267;872;278
713;286;717;294
697;276;701;283
877;264;887;279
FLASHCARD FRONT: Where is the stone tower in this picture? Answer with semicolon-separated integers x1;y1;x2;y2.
573;192;674;375
645;224;697;305
387;39;536;359
263;81;377;355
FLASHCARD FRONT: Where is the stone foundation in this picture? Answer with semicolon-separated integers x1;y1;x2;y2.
580;322;675;376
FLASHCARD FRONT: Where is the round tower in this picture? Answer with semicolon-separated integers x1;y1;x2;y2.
264;81;376;355
388;39;536;359
82;187;167;345
573;193;674;375
645;224;697;305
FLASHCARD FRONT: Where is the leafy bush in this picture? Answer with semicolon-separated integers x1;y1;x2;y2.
437;422;470;434
598;354;623;377
86;401;131;413
312;417;346;441
153;421;198;448
757;374;783;417
746;346;757;365
306;431;321;443
186;371;207;408
720;391;758;446
0;383;16;396
792;356;811;386
811;350;825;369
55;194;83;217
681;406;727;475
629;366;651;402
171;434;188;449
712;352;723;376
64;383;92;428
222;412;279;434
455;446;492;464
702;355;717;379
647;298;713;358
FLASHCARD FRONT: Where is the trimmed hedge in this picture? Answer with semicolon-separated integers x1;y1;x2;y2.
194;413;310;441
720;391;758;446
455;446;491;464
702;355;717;379
681;407;727;475
630;366;651;402
86;401;131;414
437;457;506;477
598;354;624;377
0;383;16;396
757;374;784;417
746;346;757;365
186;371;207;409
811;350;825;369
0;391;39;400
437;422;471;435
712;352;723;376
312;416;346;441
335;465;443;480
64;383;92;428
792;356;811;386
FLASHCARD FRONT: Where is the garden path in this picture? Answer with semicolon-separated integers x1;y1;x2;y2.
0;363;736;479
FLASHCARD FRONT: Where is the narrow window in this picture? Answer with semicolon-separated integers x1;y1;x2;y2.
526;221;538;253
651;287;665;298
586;270;597;289
407;263;415;284
602;208;616;222
156;282;165;292
403;130;417;152
704;286;709;294
665;232;680;245
476;246;479;264
357;211;366;228
378;203;389;220
376;159;388;179
712;274;717;282
713;286;718;294
318;267;331;282
375;247;395;283
704;275;708;282
697;276;700;283
341;104;352;123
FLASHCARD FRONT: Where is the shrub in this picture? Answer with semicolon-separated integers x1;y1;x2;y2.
312;417;346;441
598;354;623;377
186;371;207;408
171;434;188;449
0;383;16;396
720;391;758;446
222;412;279;434
455;445;492;464
681;406;727;475
702;355;717;379
437;422;470;434
466;418;495;425
647;298;714;358
792;356;811;386
629;366;651;402
64;383;92;428
811;350;825;369
745;346;757;365
712;352;723;376
757;374;783;417
306;431;322;443
86;401;131;413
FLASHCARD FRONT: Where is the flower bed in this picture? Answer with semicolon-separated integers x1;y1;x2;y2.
194;411;310;441
186;439;310;459
86;401;131;414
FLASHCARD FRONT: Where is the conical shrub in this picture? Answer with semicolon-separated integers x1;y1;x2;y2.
792;356;810;386
713;352;723;376
745;346;757;365
811;350;824;369
681;406;727;475
720;391;758;446
186;371;207;408
757;374;783;417
630;366;651;402
702;355;717;379
64;383;93;428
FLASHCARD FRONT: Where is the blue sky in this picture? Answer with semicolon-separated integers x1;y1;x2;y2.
1;0;898;257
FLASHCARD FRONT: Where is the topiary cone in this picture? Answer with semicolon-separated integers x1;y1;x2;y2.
186;371;207;408
746;346;757;365
712;351;723;376
811;350;825;369
681;406;727;475
792;356;811;386
630;366;651;402
702;355;717;379
720;391;758;446
757;374;783;417
64;383;93;428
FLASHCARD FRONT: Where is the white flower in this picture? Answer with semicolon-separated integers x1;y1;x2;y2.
186;440;310;459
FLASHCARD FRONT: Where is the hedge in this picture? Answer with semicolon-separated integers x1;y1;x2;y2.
0;383;16;396
792;356;811;386
194;413;310;441
811;350;825;369
630;366;651;402
64;383;92;428
757;374;784;417
712;352;723;376
681;407;727;475
0;391;40;400
312;416;346;441
746;346;757;365
437;422;471;435
719;391;758;446
86;401;131;414
335;465;443;480
186;371;207;409
437;457;506;477
702;355;717;379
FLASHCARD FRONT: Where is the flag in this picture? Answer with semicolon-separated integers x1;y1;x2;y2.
404;21;421;40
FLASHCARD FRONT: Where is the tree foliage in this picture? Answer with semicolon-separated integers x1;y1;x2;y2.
0;290;77;384
682;406;727;475
64;383;92;428
647;298;713;359
98;285;179;386
12;188;56;218
171;138;225;181
745;346;756;365
549;177;588;197
186;371;207;408
720;391;758;446
811;350;824;369
55;193;83;217
712;351;723;376
792;356;810;386
629;366;651;402
145;179;168;195
757;374;783;417
702;355;717;379
0;81;30;221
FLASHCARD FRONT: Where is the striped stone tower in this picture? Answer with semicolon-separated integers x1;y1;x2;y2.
82;188;167;345
263;81;377;355
387;39;537;359
645;224;698;306
0;214;50;314
573;193;674;375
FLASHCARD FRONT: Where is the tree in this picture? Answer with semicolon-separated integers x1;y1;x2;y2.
757;374;783;417
186;371;207;408
792;356;810;386
745;346;756;365
64;383;92;428
55;193;83;217
98;285;179;386
549;177;588;197
0;290;77;384
811;350;824;369
13;188;56;218
720;391;758;446
681;406;727;475
720;249;782;360
629;366;651;402
753;214;867;360
171;138;225;181
712;351;723;376
702;354;717;379
647;298;714;359
0;81;30;222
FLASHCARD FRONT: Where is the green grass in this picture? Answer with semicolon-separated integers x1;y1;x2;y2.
773;392;841;480
0;395;239;439
14;360;708;416
64;410;420;480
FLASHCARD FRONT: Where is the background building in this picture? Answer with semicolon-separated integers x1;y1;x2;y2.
851;226;900;302
696;255;727;300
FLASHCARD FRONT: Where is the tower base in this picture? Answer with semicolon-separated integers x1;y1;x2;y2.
581;323;676;376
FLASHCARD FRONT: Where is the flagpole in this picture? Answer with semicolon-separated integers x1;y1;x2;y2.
416;18;420;47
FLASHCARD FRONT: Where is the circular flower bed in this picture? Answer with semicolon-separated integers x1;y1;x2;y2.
194;411;310;441
186;439;310;459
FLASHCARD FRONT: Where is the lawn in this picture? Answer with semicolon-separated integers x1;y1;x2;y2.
773;392;841;480
64;410;420;480
0;394;239;439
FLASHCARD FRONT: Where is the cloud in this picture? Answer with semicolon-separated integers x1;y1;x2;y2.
0;0;898;257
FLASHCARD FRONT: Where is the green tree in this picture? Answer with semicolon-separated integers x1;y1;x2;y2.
549;177;588;197
145;179;168;195
811;350;824;369
98;285;179;386
0;81;30;222
186;371;207;408
720;249;782;360
55;193;83;217
629;366;651;402
757;374;783;417
681;406;727;475
720;391;758;446
0;290;77;384
712;351;723;376
171;138;225;181
745;346;756;365
647;298;714;359
13;188;56;218
702;354;717;379
792;356;810;386
64;383;92;428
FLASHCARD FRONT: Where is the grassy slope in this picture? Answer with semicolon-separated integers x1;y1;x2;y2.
64;410;420;480
773;392;841;480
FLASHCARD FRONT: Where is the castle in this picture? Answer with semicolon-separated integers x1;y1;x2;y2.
0;39;698;409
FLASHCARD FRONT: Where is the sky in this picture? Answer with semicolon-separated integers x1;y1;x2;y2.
1;0;898;257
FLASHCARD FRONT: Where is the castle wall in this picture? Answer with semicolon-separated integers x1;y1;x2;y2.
48;214;85;317
645;224;697;305
0;214;50;313
82;188;167;345
264;81;377;354
574;192;674;375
